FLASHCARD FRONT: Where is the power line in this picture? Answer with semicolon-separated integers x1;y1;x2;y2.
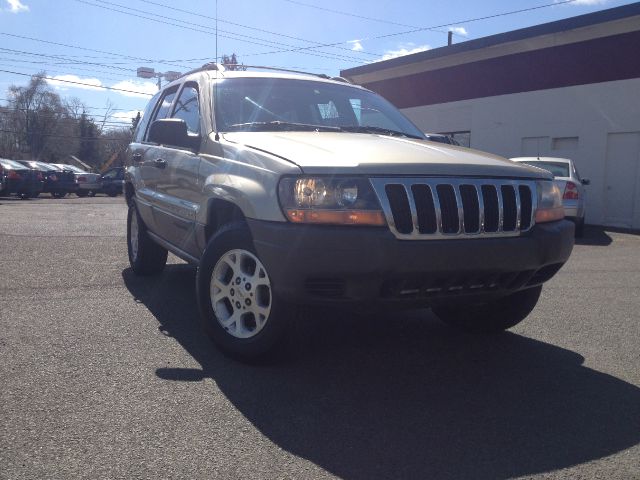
0;69;154;96
135;0;382;57
74;0;366;64
0;59;132;82
0;97;140;113
0;32;191;70
0;47;136;74
281;0;455;36
237;0;580;61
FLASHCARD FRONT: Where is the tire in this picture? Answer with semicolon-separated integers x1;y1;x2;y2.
31;192;40;198
433;285;542;333
196;222;290;361
107;188;118;197
575;218;585;238
127;201;168;275
88;191;96;197
52;191;66;198
76;190;88;198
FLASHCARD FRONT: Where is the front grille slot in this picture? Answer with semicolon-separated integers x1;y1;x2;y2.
411;184;437;233
460;185;480;233
371;177;537;240
482;185;500;232
501;185;518;231
385;184;413;234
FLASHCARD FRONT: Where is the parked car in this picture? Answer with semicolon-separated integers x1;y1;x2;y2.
0;158;43;198
511;157;589;237
52;164;101;197
17;161;77;198
424;133;461;146
125;64;573;361
100;167;124;197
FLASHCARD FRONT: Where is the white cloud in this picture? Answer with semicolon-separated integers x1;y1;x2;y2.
449;26;469;37
380;44;430;61
6;0;29;13
110;80;158;98
556;0;608;4
348;39;364;52
46;75;103;91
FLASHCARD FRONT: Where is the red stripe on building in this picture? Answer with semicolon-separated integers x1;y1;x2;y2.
363;31;640;108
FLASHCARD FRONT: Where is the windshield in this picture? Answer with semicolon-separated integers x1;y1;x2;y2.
522;161;570;178
0;158;27;169
54;164;85;173
213;77;425;139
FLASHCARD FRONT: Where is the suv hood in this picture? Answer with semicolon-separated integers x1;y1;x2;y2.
222;132;551;179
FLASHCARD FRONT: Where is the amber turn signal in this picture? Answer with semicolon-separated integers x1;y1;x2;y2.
285;209;387;226
535;206;565;223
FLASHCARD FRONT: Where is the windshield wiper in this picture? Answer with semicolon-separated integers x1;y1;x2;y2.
340;125;423;140
225;121;342;132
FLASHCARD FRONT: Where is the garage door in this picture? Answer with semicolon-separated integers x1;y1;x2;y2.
604;132;640;228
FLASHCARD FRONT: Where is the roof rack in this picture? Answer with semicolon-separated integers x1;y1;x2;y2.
177;63;353;84
179;62;225;80
235;65;352;84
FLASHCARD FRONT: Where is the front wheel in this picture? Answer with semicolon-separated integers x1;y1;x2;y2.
196;222;290;361
433;286;542;333
127;201;168;275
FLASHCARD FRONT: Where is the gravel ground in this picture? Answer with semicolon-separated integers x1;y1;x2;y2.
1;196;639;480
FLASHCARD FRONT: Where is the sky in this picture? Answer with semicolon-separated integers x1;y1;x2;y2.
0;0;635;128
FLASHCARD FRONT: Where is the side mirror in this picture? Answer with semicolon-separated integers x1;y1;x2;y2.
581;178;590;186
148;118;198;150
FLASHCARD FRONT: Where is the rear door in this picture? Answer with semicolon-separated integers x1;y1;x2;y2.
152;82;203;257
130;90;162;229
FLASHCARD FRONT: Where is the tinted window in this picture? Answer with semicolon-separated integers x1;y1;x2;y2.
102;169;118;179
172;84;200;135
152;87;178;123
522;161;570;178
135;91;161;143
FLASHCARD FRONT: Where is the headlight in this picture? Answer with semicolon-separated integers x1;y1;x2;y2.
535;181;564;223
278;176;386;226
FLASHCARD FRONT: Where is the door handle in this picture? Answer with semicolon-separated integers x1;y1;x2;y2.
132;153;142;162
154;159;167;169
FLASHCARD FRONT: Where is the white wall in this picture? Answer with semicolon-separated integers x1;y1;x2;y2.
402;78;640;228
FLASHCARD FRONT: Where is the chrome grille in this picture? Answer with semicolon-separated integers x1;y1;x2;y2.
370;178;537;240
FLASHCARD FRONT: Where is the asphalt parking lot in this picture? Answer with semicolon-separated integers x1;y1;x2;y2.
1;196;639;480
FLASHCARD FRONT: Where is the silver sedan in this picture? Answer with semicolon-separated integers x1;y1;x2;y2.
511;157;589;237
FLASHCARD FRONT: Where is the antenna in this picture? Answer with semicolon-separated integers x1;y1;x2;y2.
214;0;220;141
215;0;218;64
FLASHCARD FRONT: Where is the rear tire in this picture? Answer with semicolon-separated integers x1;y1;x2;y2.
196;222;291;361
76;190;88;198
127;201;168;275
433;286;542;333
52;191;66;198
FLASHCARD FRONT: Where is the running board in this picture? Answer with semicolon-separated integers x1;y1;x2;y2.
146;231;200;265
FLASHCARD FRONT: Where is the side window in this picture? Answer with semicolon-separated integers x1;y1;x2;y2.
134;91;161;143
151;86;179;123
171;84;201;135
102;169;117;179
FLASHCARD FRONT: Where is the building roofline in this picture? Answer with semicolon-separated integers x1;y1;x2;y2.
341;2;640;77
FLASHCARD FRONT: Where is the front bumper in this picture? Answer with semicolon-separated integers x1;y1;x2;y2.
248;219;574;307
